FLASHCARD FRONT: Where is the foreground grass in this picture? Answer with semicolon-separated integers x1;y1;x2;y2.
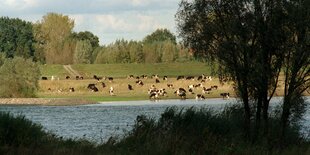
1;106;309;155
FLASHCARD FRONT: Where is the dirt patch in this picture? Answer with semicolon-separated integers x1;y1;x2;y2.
0;98;97;106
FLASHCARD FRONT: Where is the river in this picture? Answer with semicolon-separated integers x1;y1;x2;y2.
0;97;309;143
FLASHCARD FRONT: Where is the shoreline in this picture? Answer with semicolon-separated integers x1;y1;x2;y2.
0;98;97;106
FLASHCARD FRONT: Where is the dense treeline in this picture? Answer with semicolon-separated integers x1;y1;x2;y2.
0;17;35;58
0;14;193;64
94;39;192;64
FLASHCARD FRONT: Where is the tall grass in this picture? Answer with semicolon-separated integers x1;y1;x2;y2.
99;105;310;155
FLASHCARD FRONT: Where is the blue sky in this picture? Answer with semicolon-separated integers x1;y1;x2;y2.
0;0;180;45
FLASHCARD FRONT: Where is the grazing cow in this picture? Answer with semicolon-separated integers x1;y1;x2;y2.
136;80;144;86
163;76;168;81
188;85;195;89
109;87;115;96
41;77;48;80
177;76;184;80
127;75;134;79
195;94;205;100
155;79;160;83
151;74;159;79
220;93;230;99
87;84;98;92
158;88;167;96
174;88;187;99
76;76;83;80
167;84;174;88
202;87;212;94
47;88;52;91
108;77;113;82
197;76;203;80
148;88;167;99
186;76;195;80
93;75;102;81
201;79;206;83
128;84;133;90
101;82;106;88
136;76;140;79
188;88;194;94
66;76;70;79
69;87;75;92
194;84;202;88
141;75;148;79
211;85;218;90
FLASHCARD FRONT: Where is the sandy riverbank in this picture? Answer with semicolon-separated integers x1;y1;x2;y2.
0;98;97;106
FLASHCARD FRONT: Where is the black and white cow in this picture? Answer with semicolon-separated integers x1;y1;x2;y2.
220;93;230;99
174;88;187;99
202;87;212;94
195;94;205;100
87;84;99;92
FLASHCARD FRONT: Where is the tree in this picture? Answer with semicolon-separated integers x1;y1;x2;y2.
74;40;92;64
34;13;74;64
281;0;310;138
128;41;144;63
0;17;35;58
71;31;99;48
176;0;308;141
161;40;178;63
0;57;40;97
143;28;177;44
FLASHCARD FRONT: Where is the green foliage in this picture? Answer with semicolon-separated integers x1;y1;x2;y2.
176;0;309;142
0;107;309;154
0;57;40;97
100;106;310;155
74;40;92;64
34;13;74;64
0;17;35;58
0;112;46;146
143;28;177;44
71;31;99;48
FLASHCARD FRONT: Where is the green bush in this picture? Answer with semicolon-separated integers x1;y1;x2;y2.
99;105;310;155
0;57;40;97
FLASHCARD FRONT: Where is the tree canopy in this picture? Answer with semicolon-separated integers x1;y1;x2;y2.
0;17;35;58
143;28;177;44
176;0;309;143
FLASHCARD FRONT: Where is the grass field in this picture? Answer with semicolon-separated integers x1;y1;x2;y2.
38;63;294;102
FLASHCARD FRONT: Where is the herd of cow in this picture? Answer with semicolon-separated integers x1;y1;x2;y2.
41;74;230;100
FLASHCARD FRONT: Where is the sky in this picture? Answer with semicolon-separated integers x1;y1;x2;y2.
0;0;180;45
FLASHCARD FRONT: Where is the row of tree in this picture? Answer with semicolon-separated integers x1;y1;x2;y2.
0;14;193;64
176;0;309;145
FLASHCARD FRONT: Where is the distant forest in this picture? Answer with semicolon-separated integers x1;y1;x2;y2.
0;13;193;64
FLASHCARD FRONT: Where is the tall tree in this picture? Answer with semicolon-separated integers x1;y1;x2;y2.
74;40;92;64
34;13;74;64
176;0;307;141
281;0;310;138
143;28;177;44
71;31;99;48
0;17;35;58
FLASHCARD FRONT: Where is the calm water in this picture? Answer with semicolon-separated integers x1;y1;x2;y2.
0;98;309;143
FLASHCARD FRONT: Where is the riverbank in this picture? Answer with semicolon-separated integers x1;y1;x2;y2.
0;98;97;106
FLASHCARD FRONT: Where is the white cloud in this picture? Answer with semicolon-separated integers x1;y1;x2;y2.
1;0;180;45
